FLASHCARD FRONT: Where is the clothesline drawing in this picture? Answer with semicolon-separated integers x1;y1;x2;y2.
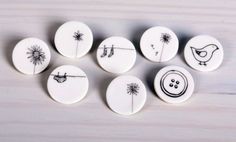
51;72;86;83
99;45;135;58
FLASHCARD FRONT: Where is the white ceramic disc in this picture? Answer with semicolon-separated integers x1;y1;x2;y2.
154;66;194;104
96;36;136;74
106;75;146;115
184;35;224;72
140;26;179;62
54;21;93;58
12;37;51;75
47;65;89;104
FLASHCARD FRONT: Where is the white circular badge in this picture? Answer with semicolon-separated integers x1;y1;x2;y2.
184;35;224;72
154;66;195;104
12;38;51;75
54;21;93;58
47;65;89;104
96;36;136;74
106;75;146;115
140;26;179;62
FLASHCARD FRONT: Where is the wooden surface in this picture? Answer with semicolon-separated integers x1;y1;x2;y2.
0;0;236;141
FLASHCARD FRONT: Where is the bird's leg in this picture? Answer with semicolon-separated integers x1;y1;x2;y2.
204;62;207;66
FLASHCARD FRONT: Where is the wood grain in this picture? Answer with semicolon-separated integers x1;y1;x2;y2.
0;0;235;141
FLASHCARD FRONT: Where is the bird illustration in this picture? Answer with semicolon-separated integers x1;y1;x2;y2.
190;44;219;66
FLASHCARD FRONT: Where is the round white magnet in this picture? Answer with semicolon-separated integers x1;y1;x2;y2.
47;65;89;104
154;66;194;104
140;26;179;62
184;35;224;72
106;75;146;115
12;38;51;75
54;21;93;58
96;36;136;74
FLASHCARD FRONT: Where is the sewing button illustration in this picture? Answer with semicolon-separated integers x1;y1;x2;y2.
184;35;224;72
12;38;51;75
96;36;136;74
47;65;89;104
154;66;195;103
54;21;93;58
140;26;179;62
106;75;146;115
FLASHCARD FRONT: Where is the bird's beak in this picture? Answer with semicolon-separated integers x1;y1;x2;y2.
190;46;195;50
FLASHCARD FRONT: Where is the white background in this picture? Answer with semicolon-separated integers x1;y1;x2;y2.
0;0;235;141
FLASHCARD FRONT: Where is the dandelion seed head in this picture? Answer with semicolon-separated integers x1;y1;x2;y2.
26;45;46;66
73;31;84;41
160;33;171;44
127;83;140;95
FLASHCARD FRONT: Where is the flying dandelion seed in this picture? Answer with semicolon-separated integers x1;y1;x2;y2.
150;44;159;56
73;31;84;57
159;33;171;61
127;83;140;113
26;45;46;74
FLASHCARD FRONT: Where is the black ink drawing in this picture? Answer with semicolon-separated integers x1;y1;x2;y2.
26;45;46;74
108;45;114;57
100;45;108;58
150;44;159;56
190;44;219;66
127;83;140;113
99;44;134;58
73;30;84;57
160;70;188;98
51;72;86;83
159;33;171;61
100;45;114;58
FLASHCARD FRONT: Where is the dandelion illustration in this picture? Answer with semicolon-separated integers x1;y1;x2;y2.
159;33;171;61
73;30;84;57
127;83;140;113
26;45;46;74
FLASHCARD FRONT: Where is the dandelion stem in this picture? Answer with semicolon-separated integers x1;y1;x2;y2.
159;43;165;62
33;64;36;75
75;41;79;57
131;94;134;113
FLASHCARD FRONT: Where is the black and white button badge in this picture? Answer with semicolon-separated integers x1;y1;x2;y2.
12;38;51;75
54;21;93;58
140;26;179;62
106;75;146;115
47;65;89;104
97;36;136;74
184;35;224;72
154;66;195;104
